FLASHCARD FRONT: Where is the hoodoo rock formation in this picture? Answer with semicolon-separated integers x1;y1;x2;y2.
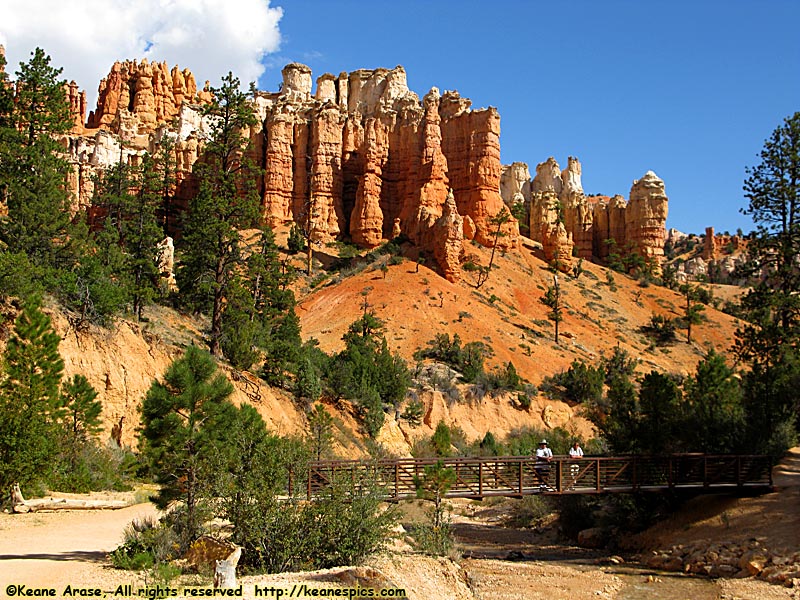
626;170;669;271
703;226;748;261
87;59;202;136
502;157;669;272
59;60;519;280
45;56;671;280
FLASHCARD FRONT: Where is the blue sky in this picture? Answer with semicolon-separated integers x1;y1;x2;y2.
265;0;799;234
2;0;797;235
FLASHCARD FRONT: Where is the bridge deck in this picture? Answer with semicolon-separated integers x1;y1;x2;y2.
295;454;773;500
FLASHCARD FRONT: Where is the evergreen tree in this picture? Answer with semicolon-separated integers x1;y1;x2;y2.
601;345;638;385
737;112;800;357
0;299;65;494
58;374;102;477
557;359;604;404
328;312;410;437
295;355;322;401
53;211;127;325
220;279;262;370
60;374;102;446
222;226;298;372
479;431;500;456
0;49;74;271
138;345;236;542
177;73;261;356
431;420;452;457
152;135;178;236
307;403;334;460
637;371;682;454
412;460;456;555
683;349;744;453
591;371;639;454
680;284;705;343
124;153;164;319
475;207;513;288
261;306;302;386
741;350;800;456
735;112;800;453
541;275;564;343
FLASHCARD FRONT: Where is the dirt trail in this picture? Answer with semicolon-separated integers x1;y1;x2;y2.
0;503;157;589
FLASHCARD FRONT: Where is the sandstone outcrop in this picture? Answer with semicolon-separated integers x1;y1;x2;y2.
702;226;748;261
626;170;669;271
61;58;520;279
65;80;87;132
542;221;574;272
87;59;202;140
252;64;517;278
559;157;593;259
593;194;628;260
500;162;531;231
503;158;668;270
528;158;572;270
433;190;464;282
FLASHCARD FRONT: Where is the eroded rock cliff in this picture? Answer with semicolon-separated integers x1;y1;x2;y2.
63;60;520;281
503;157;668;271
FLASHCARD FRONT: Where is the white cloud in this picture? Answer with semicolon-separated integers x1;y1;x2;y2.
0;0;283;109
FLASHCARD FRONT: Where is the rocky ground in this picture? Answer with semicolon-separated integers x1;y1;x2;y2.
1;449;798;599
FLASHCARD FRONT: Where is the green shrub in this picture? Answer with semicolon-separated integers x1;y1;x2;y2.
111;517;178;570
232;476;397;573
544;359;603;404
287;224;305;254
401;398;424;426
508;495;552;527
642;314;677;345
408;517;454;557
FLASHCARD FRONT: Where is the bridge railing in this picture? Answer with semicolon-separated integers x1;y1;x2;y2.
296;454;773;500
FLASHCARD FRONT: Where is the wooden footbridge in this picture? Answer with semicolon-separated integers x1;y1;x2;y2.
293;454;774;500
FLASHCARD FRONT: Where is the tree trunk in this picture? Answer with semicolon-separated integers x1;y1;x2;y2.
210;254;226;357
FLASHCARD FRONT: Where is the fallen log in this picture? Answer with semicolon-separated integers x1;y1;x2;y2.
10;483;128;513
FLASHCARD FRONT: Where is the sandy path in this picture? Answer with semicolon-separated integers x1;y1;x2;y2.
0;503;157;590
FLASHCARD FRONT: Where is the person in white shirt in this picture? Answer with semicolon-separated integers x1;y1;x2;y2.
535;440;553;490
569;442;584;459
568;441;584;488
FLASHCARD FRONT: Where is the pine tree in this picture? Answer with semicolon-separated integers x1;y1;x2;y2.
58;374;102;474
152;135;178;237
138;345;236;541
222;226;298;371
680;284;705;343
0;49;74;271
591;371;639;454
735;112;800;453
637;371;682;454
177;73;261;356
307;403;334;460
475;207;513;288
541;275;564;344
431;420;452;457
683;349;744;453
0;299;65;494
101;153;165;319
737;112;800;357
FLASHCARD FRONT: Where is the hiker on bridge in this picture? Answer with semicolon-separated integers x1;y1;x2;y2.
535;439;553;490
569;441;584;488
569;441;584;459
